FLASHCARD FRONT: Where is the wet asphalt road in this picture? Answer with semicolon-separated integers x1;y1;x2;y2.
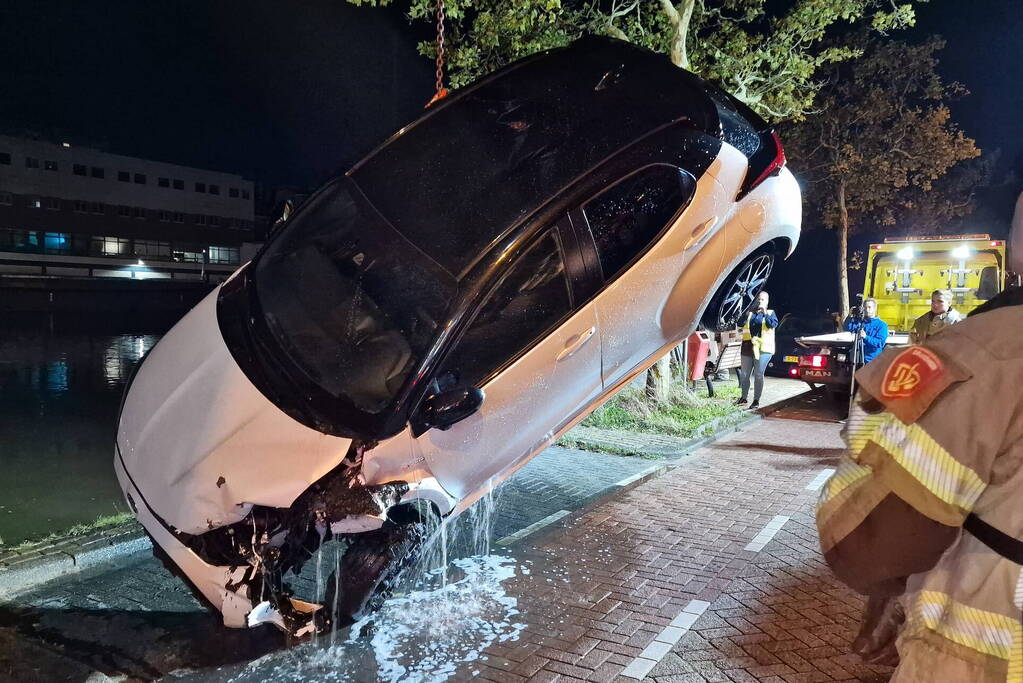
0;389;839;683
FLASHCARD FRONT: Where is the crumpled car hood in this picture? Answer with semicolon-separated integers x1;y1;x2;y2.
117;286;352;534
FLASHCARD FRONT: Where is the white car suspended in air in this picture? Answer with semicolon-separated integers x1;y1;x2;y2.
115;36;801;636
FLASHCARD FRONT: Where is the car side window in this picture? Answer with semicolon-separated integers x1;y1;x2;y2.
436;231;572;389
581;164;694;281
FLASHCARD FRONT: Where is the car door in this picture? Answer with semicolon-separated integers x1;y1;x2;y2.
575;164;708;387
410;224;601;504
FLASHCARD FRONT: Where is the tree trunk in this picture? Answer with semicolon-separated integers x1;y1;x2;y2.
659;0;695;69
645;355;672;405
837;180;851;319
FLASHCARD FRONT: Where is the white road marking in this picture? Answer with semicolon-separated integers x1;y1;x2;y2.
805;468;836;491
744;515;790;552
620;599;711;679
495;510;570;547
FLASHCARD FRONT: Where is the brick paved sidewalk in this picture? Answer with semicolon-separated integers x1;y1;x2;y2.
461;415;889;683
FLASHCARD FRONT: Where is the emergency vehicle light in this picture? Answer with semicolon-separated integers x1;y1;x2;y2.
951;245;971;259
897;246;914;260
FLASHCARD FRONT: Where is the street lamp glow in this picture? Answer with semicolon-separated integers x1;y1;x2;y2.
896;246;914;260
951;245;971;259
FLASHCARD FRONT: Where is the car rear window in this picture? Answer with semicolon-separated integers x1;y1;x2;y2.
702;82;768;158
581;165;696;281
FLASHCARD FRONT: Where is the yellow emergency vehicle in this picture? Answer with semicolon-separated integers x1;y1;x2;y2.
795;234;1008;398
865;234;1006;331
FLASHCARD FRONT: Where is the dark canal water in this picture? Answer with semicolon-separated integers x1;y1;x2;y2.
0;313;178;545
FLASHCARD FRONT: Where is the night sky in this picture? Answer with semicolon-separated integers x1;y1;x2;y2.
1;1;1020;312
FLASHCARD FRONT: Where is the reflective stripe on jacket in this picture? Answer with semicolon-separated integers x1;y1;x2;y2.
817;305;1023;682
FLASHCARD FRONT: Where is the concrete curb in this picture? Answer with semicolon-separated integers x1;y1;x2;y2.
0;526;150;598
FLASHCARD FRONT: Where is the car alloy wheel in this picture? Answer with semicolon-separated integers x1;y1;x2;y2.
707;252;774;331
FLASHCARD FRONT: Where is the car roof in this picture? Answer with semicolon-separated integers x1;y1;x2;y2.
349;36;721;278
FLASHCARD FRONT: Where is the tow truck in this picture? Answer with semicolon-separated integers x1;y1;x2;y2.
793;234;1008;400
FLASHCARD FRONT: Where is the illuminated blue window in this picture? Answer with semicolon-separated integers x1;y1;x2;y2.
43;232;70;251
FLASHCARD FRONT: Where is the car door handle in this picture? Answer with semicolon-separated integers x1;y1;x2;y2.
684;217;717;251
556;326;596;362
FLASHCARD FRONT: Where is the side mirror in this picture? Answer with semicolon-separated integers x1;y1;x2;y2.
412;386;485;436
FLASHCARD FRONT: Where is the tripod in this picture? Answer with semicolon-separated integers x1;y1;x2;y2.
847;304;867;417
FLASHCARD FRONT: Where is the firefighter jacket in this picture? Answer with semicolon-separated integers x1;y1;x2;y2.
817;303;1023;682
910;308;965;344
843;315;888;363
742;309;778;358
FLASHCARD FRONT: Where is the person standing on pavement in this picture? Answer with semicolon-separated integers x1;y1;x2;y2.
844;298;888;364
909;289;964;344
736;290;778;410
816;197;1023;682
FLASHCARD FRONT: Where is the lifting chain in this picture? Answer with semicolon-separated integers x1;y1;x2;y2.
426;0;449;107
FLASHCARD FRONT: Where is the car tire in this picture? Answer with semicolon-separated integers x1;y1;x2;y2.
702;249;775;332
323;521;429;626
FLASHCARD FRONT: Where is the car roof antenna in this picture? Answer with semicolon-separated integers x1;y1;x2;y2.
425;0;450;108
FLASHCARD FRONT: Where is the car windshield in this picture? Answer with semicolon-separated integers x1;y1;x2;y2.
252;179;457;417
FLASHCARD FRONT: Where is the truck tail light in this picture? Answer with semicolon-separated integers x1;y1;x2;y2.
789;367;799;377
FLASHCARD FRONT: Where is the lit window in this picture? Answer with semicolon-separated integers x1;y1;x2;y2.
209;184;220;195
91;166;105;178
94;236;130;256
73;164;87;176
27;195;42;208
195;182;206;193
26;157;39;169
173;179;184;190
74;200;89;213
44;197;61;210
43;233;71;252
0;152;10;165
158;177;170;188
44;160;58;171
118;171;130;182
208;245;240;264
134;173;146;185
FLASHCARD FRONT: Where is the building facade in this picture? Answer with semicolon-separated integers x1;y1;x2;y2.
0;135;255;283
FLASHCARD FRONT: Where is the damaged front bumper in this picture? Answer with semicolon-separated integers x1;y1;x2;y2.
114;446;454;635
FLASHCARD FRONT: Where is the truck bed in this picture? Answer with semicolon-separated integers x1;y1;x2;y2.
795;331;910;348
